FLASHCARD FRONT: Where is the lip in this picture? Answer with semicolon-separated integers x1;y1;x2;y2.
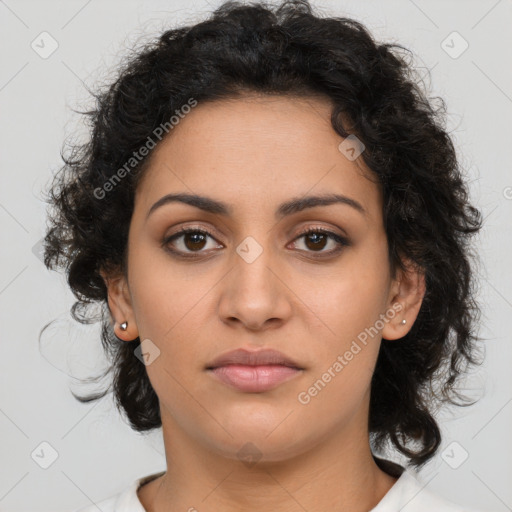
206;348;302;369
205;348;304;393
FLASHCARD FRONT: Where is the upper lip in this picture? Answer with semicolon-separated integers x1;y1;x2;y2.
206;348;303;370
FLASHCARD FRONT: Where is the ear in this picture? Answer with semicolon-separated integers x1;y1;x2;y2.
100;269;139;342
381;258;426;341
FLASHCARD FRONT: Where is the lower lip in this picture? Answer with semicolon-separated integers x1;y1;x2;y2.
208;364;302;392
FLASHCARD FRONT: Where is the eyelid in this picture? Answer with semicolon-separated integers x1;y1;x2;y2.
162;223;350;258
294;224;347;239
162;225;222;251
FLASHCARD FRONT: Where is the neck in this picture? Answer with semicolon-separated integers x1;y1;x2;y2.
138;411;399;512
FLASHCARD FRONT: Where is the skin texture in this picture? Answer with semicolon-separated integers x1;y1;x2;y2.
101;94;426;512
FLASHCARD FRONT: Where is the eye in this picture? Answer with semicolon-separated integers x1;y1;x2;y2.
291;227;350;256
162;226;350;259
162;227;222;257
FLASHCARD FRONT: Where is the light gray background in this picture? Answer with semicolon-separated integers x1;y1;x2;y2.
0;0;511;510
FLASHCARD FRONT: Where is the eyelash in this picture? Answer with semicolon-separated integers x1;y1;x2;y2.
162;226;350;259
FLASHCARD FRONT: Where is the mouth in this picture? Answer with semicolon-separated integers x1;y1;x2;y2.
205;348;304;393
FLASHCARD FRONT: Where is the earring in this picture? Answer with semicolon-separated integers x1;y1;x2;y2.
401;319;407;325
120;321;128;331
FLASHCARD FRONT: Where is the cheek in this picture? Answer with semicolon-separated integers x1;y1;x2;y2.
128;242;206;336
301;251;390;345
295;276;385;417
292;250;389;395
128;253;222;386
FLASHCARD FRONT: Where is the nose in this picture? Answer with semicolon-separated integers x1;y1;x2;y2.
217;243;293;332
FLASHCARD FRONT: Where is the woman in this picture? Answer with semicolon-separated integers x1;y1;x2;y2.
42;1;487;510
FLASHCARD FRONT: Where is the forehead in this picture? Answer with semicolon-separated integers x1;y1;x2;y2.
134;94;382;221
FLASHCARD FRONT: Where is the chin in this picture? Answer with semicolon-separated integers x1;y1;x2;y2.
211;437;307;465
203;416;314;464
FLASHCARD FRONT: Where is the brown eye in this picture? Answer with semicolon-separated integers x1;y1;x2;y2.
182;231;208;251
163;228;221;256
304;232;328;251
292;228;350;256
162;226;350;260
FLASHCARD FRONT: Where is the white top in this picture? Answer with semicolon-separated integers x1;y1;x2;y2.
72;462;487;512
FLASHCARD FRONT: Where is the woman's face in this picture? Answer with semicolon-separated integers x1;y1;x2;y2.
106;94;424;462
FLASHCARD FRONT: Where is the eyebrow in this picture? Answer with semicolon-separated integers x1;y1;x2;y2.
146;192;366;221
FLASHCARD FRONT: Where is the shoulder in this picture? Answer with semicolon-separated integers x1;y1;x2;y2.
71;494;120;512
388;470;490;512
69;471;164;512
372;458;491;512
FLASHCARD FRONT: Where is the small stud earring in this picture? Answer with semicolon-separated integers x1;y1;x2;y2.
401;319;407;325
120;321;128;331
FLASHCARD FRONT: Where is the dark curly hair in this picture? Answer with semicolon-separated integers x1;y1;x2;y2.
41;0;483;468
